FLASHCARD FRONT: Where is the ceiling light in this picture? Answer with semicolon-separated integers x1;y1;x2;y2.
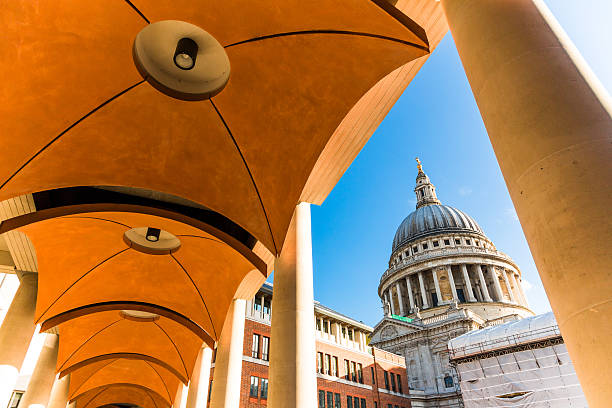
173;38;198;70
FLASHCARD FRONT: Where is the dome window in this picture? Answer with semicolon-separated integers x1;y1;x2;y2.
455;238;461;245
466;239;471;245
444;239;451;246
413;246;418;253
422;243;428;250
433;240;439;247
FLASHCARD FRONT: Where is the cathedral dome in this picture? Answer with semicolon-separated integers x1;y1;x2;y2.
392;204;484;252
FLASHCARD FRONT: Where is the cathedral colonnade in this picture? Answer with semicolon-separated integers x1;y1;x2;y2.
441;0;612;405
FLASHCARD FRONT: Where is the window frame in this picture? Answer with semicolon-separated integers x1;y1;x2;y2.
251;333;260;359
249;376;259;398
260;378;269;399
261;336;270;361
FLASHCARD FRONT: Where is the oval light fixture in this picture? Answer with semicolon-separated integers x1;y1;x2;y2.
124;227;181;255
133;20;230;100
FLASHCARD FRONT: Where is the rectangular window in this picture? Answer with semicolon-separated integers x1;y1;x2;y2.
319;391;326;408
334;393;341;408
332;356;338;377
347;396;353;408
361;398;366;408
327;391;334;408
455;238;461;244
465;239;471;245
387;404;392;408
261;336;270;361
323;320;329;333
316;319;321;331
342;327;346;337
457;288;466;303
249;376;259;398
344;359;350;380
260;378;269;399
325;354;331;375
348;330;354;341
397;374;402;393
422;243;428;250
252;334;260;359
371;367;375;384
433;240;439;247
412;246;418;253
254;297;262;311
384;371;389;390
444;239;450;245
432;292;439;307
8;392;24;408
390;371;396;392
374;402;377;408
357;363;363;384
317;352;324;374
263;298;271;315
351;361;357;382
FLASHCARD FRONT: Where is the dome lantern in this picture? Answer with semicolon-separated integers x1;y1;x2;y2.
414;158;440;209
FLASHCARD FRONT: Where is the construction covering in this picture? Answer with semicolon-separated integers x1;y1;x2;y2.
448;312;587;407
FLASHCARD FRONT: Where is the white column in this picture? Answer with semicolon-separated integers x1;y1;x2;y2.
418;271;429;309
259;295;265;319
19;333;59;408
268;203;317;408
489;266;505;302
502;269;516;303
334;323;341;344
0;271;38;408
209;299;246;408
174;384;189;408
395;282;405;316
461;264;477;302
405;276;415;312
446;266;459;302
475;265;493;302
47;374;70;408
382;293;390;316
512;273;528;306
186;346;213;408
432;270;443;305
388;289;396;315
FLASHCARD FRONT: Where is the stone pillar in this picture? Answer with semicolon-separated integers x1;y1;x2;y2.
19;334;59;408
209;299;245;408
431;270;442;306
513;273;528;306
259;295;265;319
334;323;341;344
418;271;429;309
395;282;405;316
0;271;38;408
501;270;516;303
460;264;477;302
446;266;459;302
405;276;415;312
268;203;317;408
488;266;504;302
47;374;70;408
475;265;492;302
186;346;212;408
441;1;612;404
388;289;396;315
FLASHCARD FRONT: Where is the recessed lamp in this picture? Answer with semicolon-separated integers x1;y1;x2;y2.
145;227;161;242
174;38;198;70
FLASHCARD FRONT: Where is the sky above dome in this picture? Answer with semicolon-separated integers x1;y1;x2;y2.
302;0;612;327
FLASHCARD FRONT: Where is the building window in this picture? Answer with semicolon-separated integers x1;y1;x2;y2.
347;396;353;408
361;398;367;408
332;356;338;377
387;404;393;408
208;381;213;401
433;240;439;247
252;334;260;359
335;393;341;408
390;371;396;391
397;374;402;393
357;363;363;384
412;246;418;253
250;376;259;397
324;320;329;334
344;359;350;380
455;238;460;244
422;243;428;250
263;298;271;315
342;327;346;337
316;319;321;331
457;288;466;303
374;402;377;408
261;336;270;361
325;354;331;375
371;367;375;384
431;292;439;307
444;375;454;388
351;361;357;382
327;391;334;408
444;239;450;245
260;378;269;399
8;392;23;408
465;239;471;245
317;352;324;374
384;371;389;390
348;329;354;341
254;297;262;312
319;390;326;408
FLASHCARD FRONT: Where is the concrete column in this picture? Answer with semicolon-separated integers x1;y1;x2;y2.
441;1;612;404
268;203;317;408
446;266;459;302
259;295;265;319
0;271;38;408
209;299;245;408
461;264;477;302
432;270;442;305
488;266;504;302
502;270;516;303
47;374;70;408
334;323;341;344
418;271;429;309
475;265;492;302
382;293;390;316
186;346;212;408
395;282;405;316
19;334;59;408
405;276;415;312
388;289;396;315
513;274;528;306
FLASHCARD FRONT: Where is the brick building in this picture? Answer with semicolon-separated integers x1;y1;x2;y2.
210;283;411;408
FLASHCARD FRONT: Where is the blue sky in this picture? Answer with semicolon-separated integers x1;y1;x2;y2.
306;0;612;327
